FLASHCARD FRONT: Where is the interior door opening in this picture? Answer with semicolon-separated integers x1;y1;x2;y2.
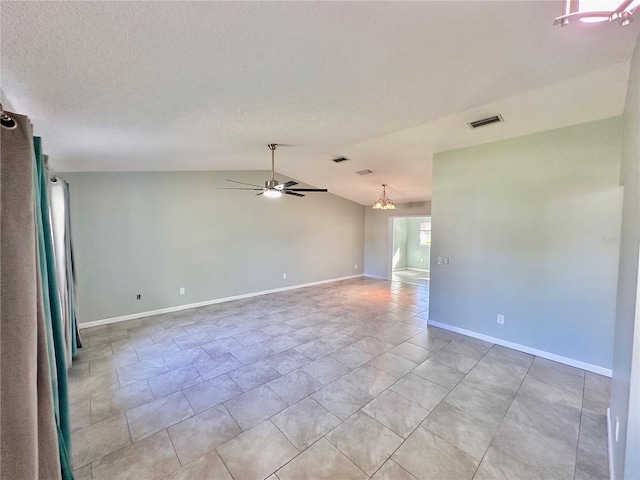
390;216;431;287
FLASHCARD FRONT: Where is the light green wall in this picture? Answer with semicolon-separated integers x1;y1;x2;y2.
63;171;365;323
430;116;623;369
611;32;640;480
406;217;430;271
364;202;431;279
392;218;408;270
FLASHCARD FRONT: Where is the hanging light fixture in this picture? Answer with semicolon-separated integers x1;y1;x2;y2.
372;184;396;210
554;0;640;26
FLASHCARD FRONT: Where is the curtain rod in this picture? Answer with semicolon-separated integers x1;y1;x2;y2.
0;103;17;130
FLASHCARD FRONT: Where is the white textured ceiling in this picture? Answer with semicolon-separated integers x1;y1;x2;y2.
1;1;638;205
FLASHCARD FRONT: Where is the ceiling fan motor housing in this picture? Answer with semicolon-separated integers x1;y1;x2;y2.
265;179;280;189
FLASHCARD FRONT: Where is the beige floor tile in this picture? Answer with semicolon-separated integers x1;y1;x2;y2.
162;346;210;370
90;381;154;424
329;345;375;369
126;391;194;442
92;430;180;480
262;334;302;353
352;337;395;356
193;353;243;380
491;418;577;478
390;373;448;412
294;339;337;360
72;464;92;480
174;331;214;350
182;374;244;413
200;337;244;357
473;446;558;480
406;332;449;352
267;369;323;405
230;343;273;365
461;359;526;398
484;345;534;369
429;348;478;373
147;365;203;398
302;357;351;385
71;399;91;431
442;336;492;361
217;420;298;480
277;437;367;480
228;360;281;391
362;389;428;438
389;342;433;364
164;450;232;480
326;411;403;476
342;364;397;396
223;384;288;430
367;352;417;378
444;383;512;425
136;339;181;360
423;402;497;459
371;460;418;480
72;414;131;468
412;359;464;390
117;357;168;386
576;411;609;479
392;426;478;480
312;378;372;420
266;349;312;375
271;397;340;450
168;404;242;465
70;372;119;403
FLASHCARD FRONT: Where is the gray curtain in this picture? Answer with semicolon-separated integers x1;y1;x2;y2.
1;112;62;479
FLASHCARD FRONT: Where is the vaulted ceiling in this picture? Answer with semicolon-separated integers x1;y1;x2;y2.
2;1;638;205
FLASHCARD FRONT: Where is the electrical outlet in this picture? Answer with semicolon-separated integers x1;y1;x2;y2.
437;256;442;265
497;314;505;324
283;273;287;280
179;287;185;295
443;257;450;265
354;264;358;269
136;294;141;300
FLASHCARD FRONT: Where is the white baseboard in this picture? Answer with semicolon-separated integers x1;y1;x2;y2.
79;274;364;329
364;274;389;281
406;268;430;273
607;407;615;480
427;320;612;377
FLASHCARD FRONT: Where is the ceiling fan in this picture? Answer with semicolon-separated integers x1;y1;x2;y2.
219;144;328;198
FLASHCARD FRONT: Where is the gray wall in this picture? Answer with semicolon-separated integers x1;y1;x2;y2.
392;218;408;270
63;171;365;323
611;32;640;480
406;217;430;271
364;202;431;279
430;117;623;369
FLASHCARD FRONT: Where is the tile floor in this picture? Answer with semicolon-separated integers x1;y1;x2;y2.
69;277;610;480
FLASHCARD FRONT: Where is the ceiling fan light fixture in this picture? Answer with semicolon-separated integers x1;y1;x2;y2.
263;189;282;198
554;0;640;25
372;184;396;210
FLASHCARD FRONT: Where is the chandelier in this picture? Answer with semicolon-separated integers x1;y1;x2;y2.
372;184;396;210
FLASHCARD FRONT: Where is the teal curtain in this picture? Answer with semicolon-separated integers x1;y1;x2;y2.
33;137;74;480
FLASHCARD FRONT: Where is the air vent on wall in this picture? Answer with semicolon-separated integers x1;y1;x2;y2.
468;114;504;129
356;169;373;175
332;156;350;163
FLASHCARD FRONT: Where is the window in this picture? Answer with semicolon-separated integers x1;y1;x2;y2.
419;221;431;246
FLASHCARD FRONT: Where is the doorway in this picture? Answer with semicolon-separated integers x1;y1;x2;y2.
390;216;431;287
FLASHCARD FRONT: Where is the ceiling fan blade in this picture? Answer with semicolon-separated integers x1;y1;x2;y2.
225;179;263;187
217;187;265;191
285;188;328;192
255;191;264;196
284;191;305;197
276;181;298;189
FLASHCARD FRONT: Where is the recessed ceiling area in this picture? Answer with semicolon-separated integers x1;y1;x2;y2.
1;1;638;205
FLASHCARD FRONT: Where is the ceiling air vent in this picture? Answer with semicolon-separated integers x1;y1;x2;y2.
467;114;504;129
356;169;373;175
332;156;350;163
